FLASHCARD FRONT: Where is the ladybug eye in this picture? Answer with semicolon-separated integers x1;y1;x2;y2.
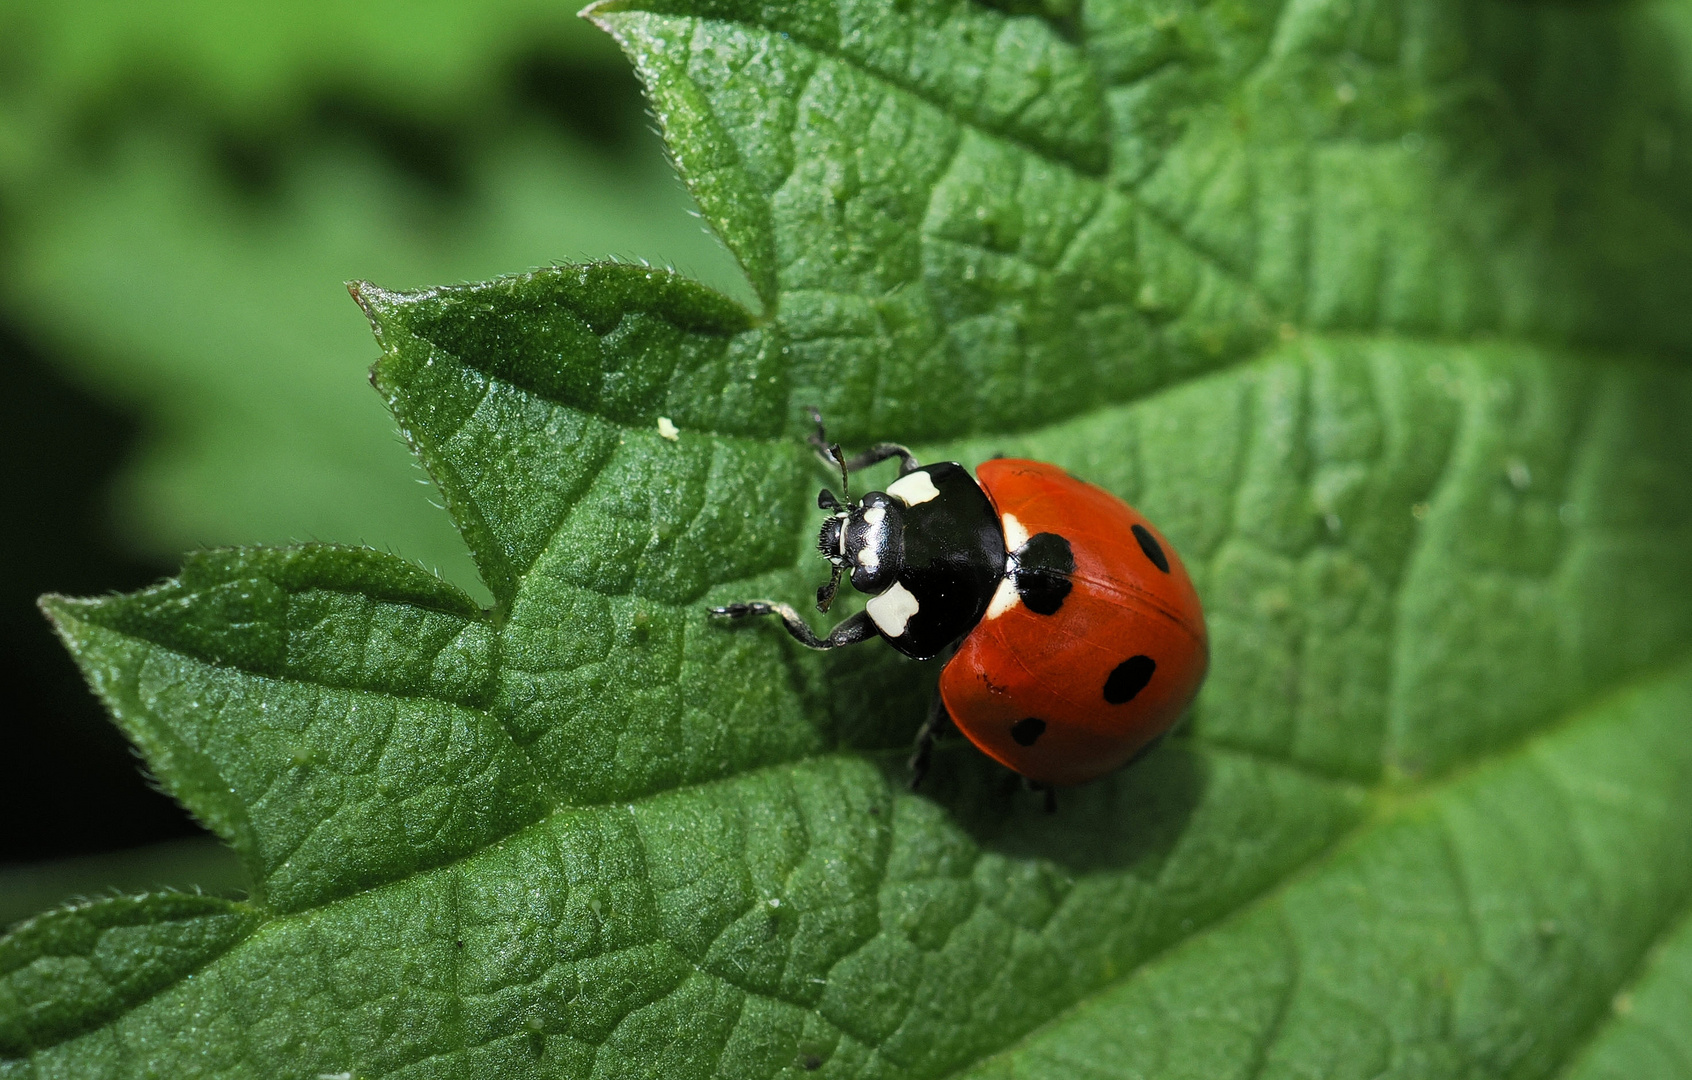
818;488;843;511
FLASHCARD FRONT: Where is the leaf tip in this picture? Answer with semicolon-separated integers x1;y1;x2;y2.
37;592;92;640
578;0;632;27
347;280;403;338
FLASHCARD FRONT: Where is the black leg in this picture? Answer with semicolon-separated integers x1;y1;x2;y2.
709;603;877;651
1020;776;1058;813
841;443;922;476
1124;729;1169;769
907;690;952;790
806;407;920;477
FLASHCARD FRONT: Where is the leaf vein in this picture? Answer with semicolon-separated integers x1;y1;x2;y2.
665;7;1108;179
1240;908;1300;1080
1557;888;1692;1079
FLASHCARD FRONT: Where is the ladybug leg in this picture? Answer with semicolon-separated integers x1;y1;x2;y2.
1124;729;1169;769
708;602;877;650
839;443;921;477
1020;777;1058;814
805;406;921;476
907;691;953;791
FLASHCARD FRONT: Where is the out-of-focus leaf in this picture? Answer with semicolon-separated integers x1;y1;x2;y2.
0;0;617;188
6;127;745;594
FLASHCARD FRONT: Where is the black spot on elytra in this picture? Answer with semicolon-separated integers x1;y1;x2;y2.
1010;717;1047;746
1014;532;1075;615
1132;524;1170;573
1104;656;1156;704
1017;573;1072;615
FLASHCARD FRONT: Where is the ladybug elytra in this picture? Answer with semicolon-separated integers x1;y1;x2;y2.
711;412;1208;789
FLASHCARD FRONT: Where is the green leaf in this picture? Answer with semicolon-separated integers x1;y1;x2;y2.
14;0;1692;1078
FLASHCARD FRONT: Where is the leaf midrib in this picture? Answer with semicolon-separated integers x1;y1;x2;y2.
75;321;1671;842
369;326;1684;818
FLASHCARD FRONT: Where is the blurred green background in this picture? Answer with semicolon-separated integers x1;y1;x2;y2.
0;0;748;925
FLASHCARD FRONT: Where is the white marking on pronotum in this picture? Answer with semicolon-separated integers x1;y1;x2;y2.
657;416;680;441
887;470;940;505
866;582;920;637
836;512;850;555
985;576;1019;620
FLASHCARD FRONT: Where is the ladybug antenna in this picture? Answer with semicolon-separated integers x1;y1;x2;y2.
813;436;853;613
827;441;851;503
806;405;853;503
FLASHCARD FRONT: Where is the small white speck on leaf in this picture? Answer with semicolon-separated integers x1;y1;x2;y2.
657;416;681;441
1507;458;1532;490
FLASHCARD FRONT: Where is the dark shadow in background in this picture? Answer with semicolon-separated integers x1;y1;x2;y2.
210;46;649;203
510;48;650;154
0;41;657;871
0;318;189;864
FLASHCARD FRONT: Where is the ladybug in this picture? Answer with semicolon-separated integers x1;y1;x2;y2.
711;413;1208;789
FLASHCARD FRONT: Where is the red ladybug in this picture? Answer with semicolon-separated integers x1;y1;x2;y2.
712;414;1208;789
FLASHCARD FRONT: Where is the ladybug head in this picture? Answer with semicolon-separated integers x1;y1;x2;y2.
811;444;904;612
813;490;905;612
